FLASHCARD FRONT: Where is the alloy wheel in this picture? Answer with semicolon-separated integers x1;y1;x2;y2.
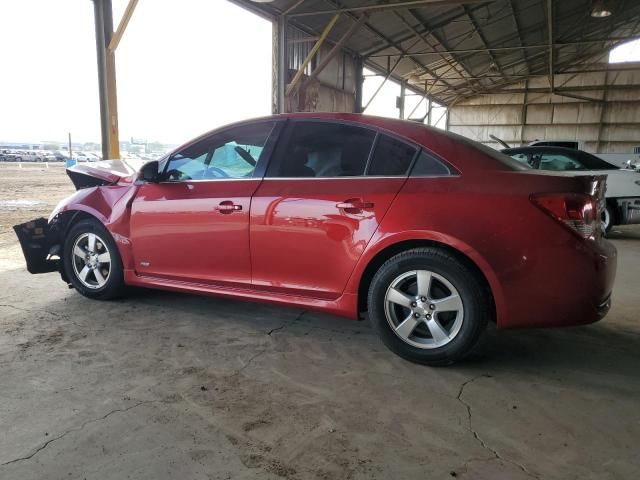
71;232;112;289
384;270;464;349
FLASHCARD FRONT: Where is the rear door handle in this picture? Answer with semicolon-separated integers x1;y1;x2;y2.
336;198;375;211
216;201;242;214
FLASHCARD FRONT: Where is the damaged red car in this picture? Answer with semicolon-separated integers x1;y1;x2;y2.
14;113;617;365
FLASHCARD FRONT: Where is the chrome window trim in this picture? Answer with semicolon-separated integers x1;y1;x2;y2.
157;177;260;184
262;176;418;181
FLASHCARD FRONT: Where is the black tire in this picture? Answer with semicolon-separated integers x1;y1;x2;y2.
367;248;490;366
63;218;124;300
602;204;615;234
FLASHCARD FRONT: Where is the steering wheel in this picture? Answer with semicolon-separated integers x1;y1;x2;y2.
234;146;257;166
206;166;230;178
166;169;191;181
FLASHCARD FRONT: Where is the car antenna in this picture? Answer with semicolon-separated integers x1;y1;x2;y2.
489;134;511;149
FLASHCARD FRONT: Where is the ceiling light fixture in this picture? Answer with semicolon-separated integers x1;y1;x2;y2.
591;0;613;18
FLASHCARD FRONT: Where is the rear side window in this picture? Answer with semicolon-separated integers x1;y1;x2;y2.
367;135;417;176
267;121;375;178
410;151;452;176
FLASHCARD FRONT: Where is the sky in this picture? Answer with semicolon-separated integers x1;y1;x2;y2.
0;1;637;145
0;0;273;144
609;39;640;63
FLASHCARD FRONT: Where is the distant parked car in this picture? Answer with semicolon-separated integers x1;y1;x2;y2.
39;152;57;162
13;150;39;162
52;151;70;162
503;146;640;232
73;152;91;162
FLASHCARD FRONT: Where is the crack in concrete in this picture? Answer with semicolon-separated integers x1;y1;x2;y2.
266;310;306;336
235;311;309;373
456;374;539;479
0;400;162;468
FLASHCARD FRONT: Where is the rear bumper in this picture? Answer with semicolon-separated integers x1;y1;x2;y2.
13;218;60;274
498;237;617;329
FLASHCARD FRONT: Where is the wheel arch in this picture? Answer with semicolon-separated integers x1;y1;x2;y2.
52;207;109;240
354;236;501;324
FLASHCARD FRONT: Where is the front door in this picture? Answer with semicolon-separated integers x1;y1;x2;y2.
130;121;278;287
250;120;418;299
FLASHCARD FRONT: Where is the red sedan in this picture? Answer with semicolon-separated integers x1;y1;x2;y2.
14;113;617;365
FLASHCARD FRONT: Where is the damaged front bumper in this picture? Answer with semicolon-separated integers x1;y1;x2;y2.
13;217;62;274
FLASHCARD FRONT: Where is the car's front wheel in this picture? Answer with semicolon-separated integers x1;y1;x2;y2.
63;218;124;300
368;248;490;365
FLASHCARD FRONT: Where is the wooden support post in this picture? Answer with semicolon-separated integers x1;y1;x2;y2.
286;14;339;96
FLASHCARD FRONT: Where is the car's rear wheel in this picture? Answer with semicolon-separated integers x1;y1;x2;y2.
368;248;490;365
63;218;124;300
601;204;614;234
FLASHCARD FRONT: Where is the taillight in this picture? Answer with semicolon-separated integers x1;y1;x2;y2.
530;193;599;239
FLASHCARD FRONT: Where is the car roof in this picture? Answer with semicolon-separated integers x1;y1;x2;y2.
169;112;523;173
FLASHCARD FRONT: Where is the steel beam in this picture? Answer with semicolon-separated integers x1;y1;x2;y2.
354;57;364;113
287;0;487;18
275;16;287;113
283;0;307;16
394;11;472;92
366;36;640;57
103;0;120;159
547;0;554;93
92;0;110;160
399;80;406;119
362;3;489;57
363;56;403;110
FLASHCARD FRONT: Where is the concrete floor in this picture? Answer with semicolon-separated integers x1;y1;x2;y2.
1;227;639;480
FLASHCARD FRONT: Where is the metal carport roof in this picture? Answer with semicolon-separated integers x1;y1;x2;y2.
231;0;640;105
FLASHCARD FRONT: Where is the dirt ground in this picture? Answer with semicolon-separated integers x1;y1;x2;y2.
1;162;639;479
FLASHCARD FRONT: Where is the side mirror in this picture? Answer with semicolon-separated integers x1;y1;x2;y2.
138;160;160;182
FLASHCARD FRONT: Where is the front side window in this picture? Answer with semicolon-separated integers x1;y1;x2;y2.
165;122;275;181
367;135;417;176
267;121;376;178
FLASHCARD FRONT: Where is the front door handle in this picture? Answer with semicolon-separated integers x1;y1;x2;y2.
216;201;242;214
336;198;375;212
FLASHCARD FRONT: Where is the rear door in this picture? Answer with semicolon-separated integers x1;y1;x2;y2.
250;120;418;299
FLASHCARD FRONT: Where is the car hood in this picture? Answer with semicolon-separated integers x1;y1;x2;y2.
66;158;145;190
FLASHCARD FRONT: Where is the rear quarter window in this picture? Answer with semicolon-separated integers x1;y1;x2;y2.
410;151;453;176
367;135;417;176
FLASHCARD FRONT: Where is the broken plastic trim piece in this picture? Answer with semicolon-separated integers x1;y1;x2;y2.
13;218;59;274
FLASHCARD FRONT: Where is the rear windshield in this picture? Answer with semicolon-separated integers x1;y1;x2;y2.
579;151;619;170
